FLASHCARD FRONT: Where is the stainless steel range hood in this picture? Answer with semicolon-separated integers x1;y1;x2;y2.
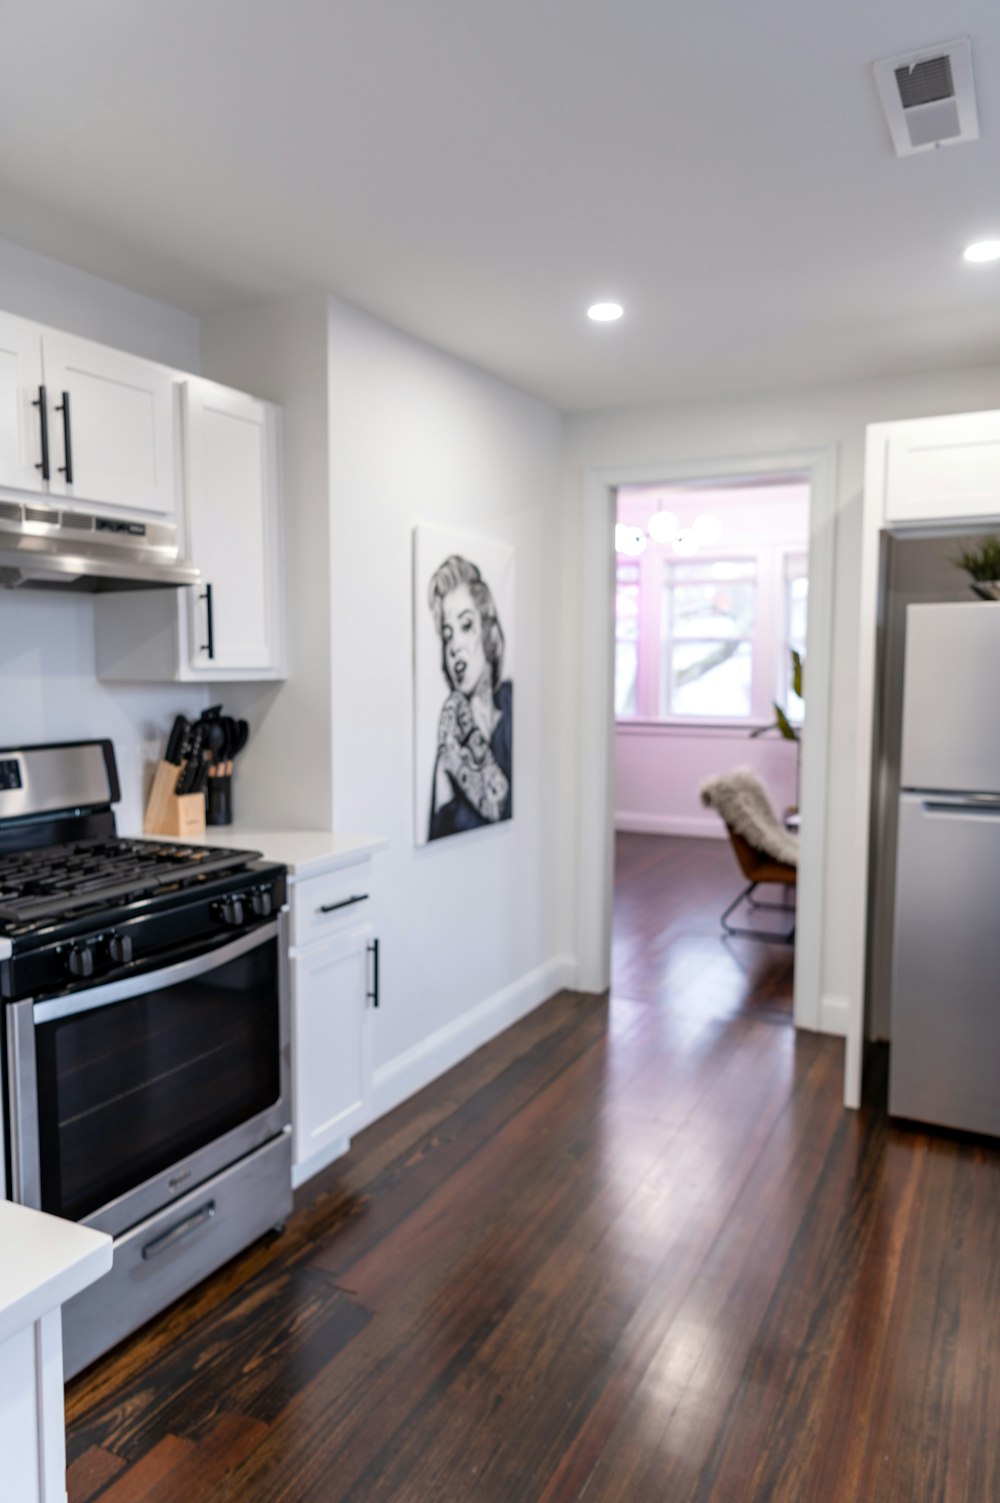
0;497;200;592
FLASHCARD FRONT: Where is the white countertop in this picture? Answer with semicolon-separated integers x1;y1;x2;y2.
0;1202;112;1347
145;828;388;881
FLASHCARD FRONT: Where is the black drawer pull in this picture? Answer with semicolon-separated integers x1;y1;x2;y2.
319;893;369;914
141;1200;216;1261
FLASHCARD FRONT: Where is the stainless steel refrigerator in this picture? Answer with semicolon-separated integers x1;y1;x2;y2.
890;600;1000;1136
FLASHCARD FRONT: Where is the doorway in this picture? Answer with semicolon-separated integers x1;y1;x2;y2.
575;446;836;1036
611;474;809;1016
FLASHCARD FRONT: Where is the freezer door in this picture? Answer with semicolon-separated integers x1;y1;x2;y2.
889;793;1000;1135
901;602;1000;795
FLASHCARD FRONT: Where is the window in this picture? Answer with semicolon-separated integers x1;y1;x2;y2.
661;558;756;718
614;559;641;717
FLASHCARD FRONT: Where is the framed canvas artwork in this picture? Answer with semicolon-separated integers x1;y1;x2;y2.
413;524;515;845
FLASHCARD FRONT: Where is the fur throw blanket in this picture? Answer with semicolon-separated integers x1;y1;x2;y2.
699;767;798;867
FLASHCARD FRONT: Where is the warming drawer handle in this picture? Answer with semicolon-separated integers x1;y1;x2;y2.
141;1200;216;1261
319;892;369;914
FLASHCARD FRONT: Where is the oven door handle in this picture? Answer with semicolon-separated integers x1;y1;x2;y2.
32;917;283;1026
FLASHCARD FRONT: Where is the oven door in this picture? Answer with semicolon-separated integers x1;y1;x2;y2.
7;912;290;1239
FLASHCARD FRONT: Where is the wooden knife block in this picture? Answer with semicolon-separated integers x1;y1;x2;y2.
143;760;206;838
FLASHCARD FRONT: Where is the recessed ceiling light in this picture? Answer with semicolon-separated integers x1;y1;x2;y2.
588;301;624;322
963;240;1000;264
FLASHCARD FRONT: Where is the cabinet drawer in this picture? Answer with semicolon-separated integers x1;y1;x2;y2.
290;862;374;949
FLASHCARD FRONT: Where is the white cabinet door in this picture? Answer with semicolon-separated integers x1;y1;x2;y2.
183;379;284;675
41;330;176;517
0;312;46;495
885;410;1000;524
292;926;374;1166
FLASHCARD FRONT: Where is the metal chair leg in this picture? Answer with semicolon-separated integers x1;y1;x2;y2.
720;882;796;944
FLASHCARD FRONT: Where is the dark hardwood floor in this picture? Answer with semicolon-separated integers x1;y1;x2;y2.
65;834;1000;1502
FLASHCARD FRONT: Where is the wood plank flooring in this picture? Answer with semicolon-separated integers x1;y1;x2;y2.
65;834;1000;1502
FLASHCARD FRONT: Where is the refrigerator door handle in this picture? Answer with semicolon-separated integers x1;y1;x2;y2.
920;795;1000;816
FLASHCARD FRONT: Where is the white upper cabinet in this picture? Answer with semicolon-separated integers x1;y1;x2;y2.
94;376;285;683
42;331;176;518
0;312;177;519
0;311;46;494
884;410;1000;524
182;379;284;676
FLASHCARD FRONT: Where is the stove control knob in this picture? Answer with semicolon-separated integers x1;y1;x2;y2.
251;889;272;918
68;943;95;979
109;933;133;966
219;896;245;927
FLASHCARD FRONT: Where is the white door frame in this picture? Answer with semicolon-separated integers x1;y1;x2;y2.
575;445;838;1037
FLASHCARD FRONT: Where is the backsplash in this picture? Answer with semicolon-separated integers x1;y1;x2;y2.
0;590;208;831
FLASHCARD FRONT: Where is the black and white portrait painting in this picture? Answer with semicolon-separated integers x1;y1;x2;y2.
413;524;515;845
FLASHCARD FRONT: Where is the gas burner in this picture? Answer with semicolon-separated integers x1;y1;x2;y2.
0;835;261;924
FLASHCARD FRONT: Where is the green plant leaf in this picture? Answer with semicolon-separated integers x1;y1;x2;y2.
791;648;803;700
951;535;1000;582
774;703;799;742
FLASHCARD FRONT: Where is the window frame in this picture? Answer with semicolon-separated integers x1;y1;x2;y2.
660;553;759;722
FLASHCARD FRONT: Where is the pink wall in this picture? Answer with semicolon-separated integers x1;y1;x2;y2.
615;725;798;837
615;481;807;838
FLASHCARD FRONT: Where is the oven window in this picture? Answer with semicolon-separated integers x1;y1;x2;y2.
34;939;280;1223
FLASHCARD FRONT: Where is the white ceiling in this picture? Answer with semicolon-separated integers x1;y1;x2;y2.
2;1;999;412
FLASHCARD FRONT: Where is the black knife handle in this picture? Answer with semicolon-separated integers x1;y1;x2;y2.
32;386;50;480
55;390;73;483
199;582;215;659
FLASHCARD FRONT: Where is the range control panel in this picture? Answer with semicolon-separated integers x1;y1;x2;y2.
0;759;22;791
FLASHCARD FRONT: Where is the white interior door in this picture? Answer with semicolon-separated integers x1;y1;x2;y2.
42;330;176;517
0;312;46;495
183;379;278;673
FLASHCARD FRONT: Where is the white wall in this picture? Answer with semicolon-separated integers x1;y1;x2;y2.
559;362;1000;1018
201;294;334;830
0;237;207;829
0;235;200;371
324;295;567;1077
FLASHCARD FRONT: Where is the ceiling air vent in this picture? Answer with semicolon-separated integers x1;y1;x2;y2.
873;38;979;156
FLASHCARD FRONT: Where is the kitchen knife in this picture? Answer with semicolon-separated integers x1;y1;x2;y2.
176;722;205;794
164;715;189;765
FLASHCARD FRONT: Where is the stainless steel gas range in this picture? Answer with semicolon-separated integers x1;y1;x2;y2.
0;739;292;1378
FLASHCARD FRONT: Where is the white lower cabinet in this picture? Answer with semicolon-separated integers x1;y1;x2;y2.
291;925;375;1174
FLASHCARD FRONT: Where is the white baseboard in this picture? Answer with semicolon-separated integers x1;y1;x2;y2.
818;992;849;1037
370;953;577;1122
615;812;725;839
292;1135;351;1190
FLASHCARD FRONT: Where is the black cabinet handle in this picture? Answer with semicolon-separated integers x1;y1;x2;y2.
367;937;380;1008
32;385;50;480
199;581;215;658
55;390;73;483
319;892;369;915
